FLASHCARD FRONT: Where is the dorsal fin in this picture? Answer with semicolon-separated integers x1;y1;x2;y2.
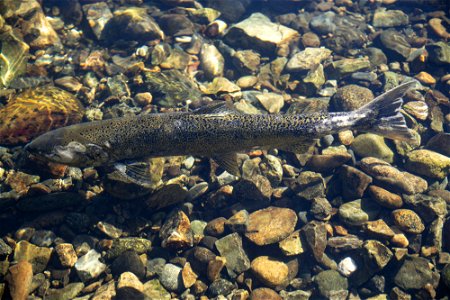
193;101;240;115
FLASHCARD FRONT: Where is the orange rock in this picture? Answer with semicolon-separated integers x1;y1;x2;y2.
6;260;33;300
415;71;436;85
0;86;84;145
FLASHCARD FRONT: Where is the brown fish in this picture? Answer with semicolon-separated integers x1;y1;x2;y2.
25;81;417;183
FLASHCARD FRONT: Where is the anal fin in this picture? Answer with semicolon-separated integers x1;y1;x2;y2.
213;153;241;176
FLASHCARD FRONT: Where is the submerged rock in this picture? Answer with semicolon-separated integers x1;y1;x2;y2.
224;13;299;56
0;24;29;88
405;149;450;179
0;86;84;145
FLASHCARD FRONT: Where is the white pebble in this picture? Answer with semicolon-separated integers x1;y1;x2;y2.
338;257;357;277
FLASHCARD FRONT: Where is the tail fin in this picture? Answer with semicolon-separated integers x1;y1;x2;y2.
357;80;419;141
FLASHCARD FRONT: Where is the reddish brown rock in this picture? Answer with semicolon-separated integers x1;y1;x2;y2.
250;287;282;300
368;185;403;209
251;256;289;288
392;209;425;234
6;260;33;300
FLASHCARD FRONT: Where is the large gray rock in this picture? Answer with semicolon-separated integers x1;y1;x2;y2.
75;249;106;282
215;233;250;278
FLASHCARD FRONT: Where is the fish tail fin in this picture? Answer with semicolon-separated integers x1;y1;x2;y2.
356;80;419;141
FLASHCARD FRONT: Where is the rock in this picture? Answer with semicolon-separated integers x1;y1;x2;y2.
181;262;197;288
338;257;358;277
306;145;352;172
364;219;395;239
405;149;450;179
233;174;272;210
160;263;183;292
392;209;425;234
403;101;428;120
226;210;249;234
200;43;224;79
82;2;113;40
379;29;411;60
232;50;261;74
285;47;332;72
328;58;371;79
373;9;409;27
143;69;201;107
245;207;297;246
426;133;450;156
250;288;281;300
359;157;428;195
292;171;326;201
364;240;393;269
13;241;52;273
224;13;299;56
339;199;380;226
331;84;374;111
314;270;348;298
0;239;12;256
415;72;436;85
310;197;333;221
339;165;373;199
302;220;327;261
261;155;283;187
6;260;33;300
208;278;235;297
325;25;367;55
4;171;39;197
0;25;29;88
0;86;83;145
118;272;144;292
143;279;171;300
327;235;364;252
202;77;240;94
207;256;226;282
429;18;450;40
237;75;258;89
301;32;321;48
251;256;289;288
363;47;388;67
394;256;433;290
215;233;251;278
310;12;336;34
279;230;305;256
74;249;106;282
103;7;164;41
256;92;284;113
204;217;227;237
160;210;193;249
111;250;145;279
298;64;326;96
426;42;450;65
45;283;85;300
442;264;450;289
158;13;194;37
352;133;394;163
402;193;447;223
105;238;152;260
207;0;249;22
55;243;78;268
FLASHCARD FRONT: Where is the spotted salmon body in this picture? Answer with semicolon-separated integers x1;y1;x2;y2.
25;81;417;179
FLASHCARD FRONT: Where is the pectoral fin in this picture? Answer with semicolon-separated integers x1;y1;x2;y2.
213;153;241;176
114;161;155;187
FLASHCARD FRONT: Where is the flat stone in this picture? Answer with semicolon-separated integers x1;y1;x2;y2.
245;207;297;246
285;47;332;72
314;270;348;298
368;185;403;209
351;134;394;163
250;287;282;300
105;238;152;260
6;260;33;300
118;271;144;292
225;13;299;55
394;256;433;290
55;243;78;268
251;256;289;288
160;263;183;292
13;241;52;273
392;209;425;234
256;92;284;114
302;220;327;261
364;219;395;239
279;230;305;256
143;279;170;300
373;9;409;27
74;249;106;282
359;157;428;195
328;235;363;252
339;199;380;226
328;58;370;79
45;282;85;300
405;149;450;179
215;233;250;278
364;240;393;269
339;165;373;199
379;29;411;60
160;210;193;249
